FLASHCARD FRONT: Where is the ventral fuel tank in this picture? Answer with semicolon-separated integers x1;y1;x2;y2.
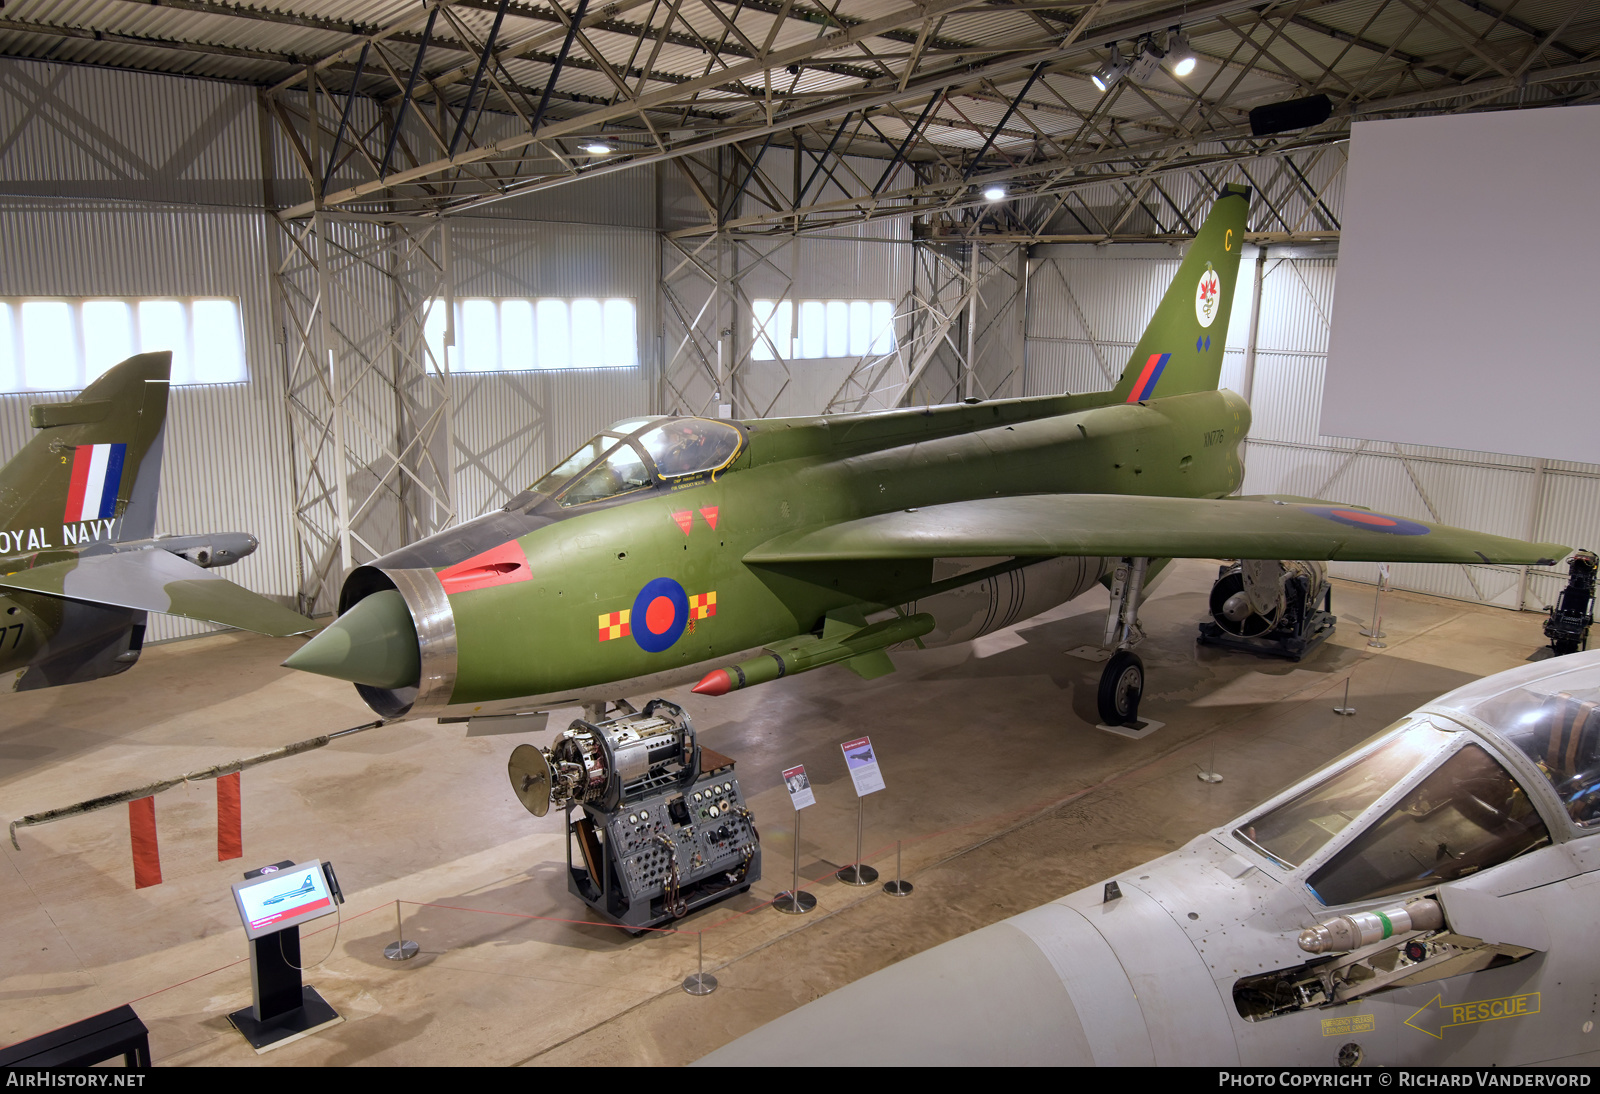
900;556;1108;648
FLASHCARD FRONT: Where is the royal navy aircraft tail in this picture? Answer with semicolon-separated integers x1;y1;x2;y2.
0;352;313;691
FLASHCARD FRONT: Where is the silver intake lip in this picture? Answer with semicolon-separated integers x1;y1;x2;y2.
386;566;458;716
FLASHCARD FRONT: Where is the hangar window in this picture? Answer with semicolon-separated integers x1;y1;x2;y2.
751;299;896;361
425;297;637;372
0;297;247;391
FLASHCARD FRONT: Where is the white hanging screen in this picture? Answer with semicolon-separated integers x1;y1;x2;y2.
1322;105;1600;464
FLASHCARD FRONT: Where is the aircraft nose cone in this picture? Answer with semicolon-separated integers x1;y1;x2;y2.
282;588;420;689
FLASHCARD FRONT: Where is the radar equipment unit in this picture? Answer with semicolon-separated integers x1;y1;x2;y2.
1198;559;1336;661
507;699;760;932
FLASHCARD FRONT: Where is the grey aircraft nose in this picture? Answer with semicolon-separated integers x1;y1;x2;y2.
281;589;420;690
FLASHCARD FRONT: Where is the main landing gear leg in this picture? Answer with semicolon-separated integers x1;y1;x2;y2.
1098;557;1150;727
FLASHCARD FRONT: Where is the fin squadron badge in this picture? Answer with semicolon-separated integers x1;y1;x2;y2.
1195;262;1221;328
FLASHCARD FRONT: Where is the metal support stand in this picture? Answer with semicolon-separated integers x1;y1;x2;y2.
1361;583;1387;645
774;809;817;914
384;899;419;961
228;925;343;1053
682;932;717;996
1333;678;1357;716
836;797;879;885
882;840;913;897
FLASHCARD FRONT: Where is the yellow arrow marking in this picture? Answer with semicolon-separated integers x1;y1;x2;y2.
1405;991;1541;1039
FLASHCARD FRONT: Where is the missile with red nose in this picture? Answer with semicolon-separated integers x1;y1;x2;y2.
692;613;936;696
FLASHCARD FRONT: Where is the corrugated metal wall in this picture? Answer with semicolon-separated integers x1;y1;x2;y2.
1022;234;1600;611
0;58;660;643
0;54;297;641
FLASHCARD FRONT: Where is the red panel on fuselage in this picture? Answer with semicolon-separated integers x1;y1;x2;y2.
438;539;533;596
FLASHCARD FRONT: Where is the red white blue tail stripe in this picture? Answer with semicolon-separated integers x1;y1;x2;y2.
64;443;126;523
1126;352;1171;402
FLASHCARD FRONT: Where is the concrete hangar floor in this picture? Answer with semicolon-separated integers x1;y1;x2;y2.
0;559;1553;1066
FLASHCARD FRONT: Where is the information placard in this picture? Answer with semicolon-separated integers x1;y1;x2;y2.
782;765;815;809
232;860;337;940
841;737;885;796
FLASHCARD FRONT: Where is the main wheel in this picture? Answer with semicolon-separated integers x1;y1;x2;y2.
1098;650;1144;726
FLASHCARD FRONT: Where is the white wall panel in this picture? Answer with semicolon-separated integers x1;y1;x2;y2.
0;59;262;206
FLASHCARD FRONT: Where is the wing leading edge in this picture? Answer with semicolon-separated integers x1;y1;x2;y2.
745;494;1567;568
0;548;316;636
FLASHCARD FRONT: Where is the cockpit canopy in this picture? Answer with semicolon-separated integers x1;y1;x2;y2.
508;416;744;511
1228;652;1600;908
1432;653;1600;829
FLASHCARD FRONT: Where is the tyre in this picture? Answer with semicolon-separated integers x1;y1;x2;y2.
1098;650;1144;726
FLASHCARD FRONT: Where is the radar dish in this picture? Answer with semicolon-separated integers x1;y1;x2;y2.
508;744;553;816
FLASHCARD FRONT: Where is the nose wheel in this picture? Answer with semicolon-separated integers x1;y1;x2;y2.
1097;650;1145;727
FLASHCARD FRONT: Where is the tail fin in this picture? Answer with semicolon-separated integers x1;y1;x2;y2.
0;352;170;554
1108;183;1251;404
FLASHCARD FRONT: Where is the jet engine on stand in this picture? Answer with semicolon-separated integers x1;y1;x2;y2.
1197;559;1335;660
507;699;759;932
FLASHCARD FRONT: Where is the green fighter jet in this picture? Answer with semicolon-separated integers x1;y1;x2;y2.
0;352;314;691
285;185;1567;727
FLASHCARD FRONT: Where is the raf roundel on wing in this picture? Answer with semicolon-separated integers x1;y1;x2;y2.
1305;506;1431;536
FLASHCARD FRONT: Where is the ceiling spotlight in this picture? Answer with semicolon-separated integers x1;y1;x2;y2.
582;142;612;155
1091;44;1127;93
1129;37;1162;83
983;185;1006;202
1166;29;1196;77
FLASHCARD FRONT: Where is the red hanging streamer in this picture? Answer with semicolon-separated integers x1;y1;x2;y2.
216;772;242;861
128;797;162;889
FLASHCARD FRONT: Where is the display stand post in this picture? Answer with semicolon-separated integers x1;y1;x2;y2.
1333;678;1357;716
384;898;419;961
882;839;913;897
682;932;717;995
1362;567;1388;647
773;806;817;914
836;735;883;885
836;797;879;885
227;925;342;1053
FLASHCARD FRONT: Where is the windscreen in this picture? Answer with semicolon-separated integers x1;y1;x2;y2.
1233;722;1449;869
529;435;616;499
559;443;652;506
1306;743;1550;905
637;419;742;479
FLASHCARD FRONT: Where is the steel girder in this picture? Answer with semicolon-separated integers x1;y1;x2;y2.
273;212;458;612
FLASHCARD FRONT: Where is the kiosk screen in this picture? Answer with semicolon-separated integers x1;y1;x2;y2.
232;861;336;940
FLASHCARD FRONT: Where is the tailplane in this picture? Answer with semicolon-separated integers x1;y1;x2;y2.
1108;184;1251;404
0;352;169;555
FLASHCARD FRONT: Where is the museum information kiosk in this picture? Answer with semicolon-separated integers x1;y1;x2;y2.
228;859;346;1052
